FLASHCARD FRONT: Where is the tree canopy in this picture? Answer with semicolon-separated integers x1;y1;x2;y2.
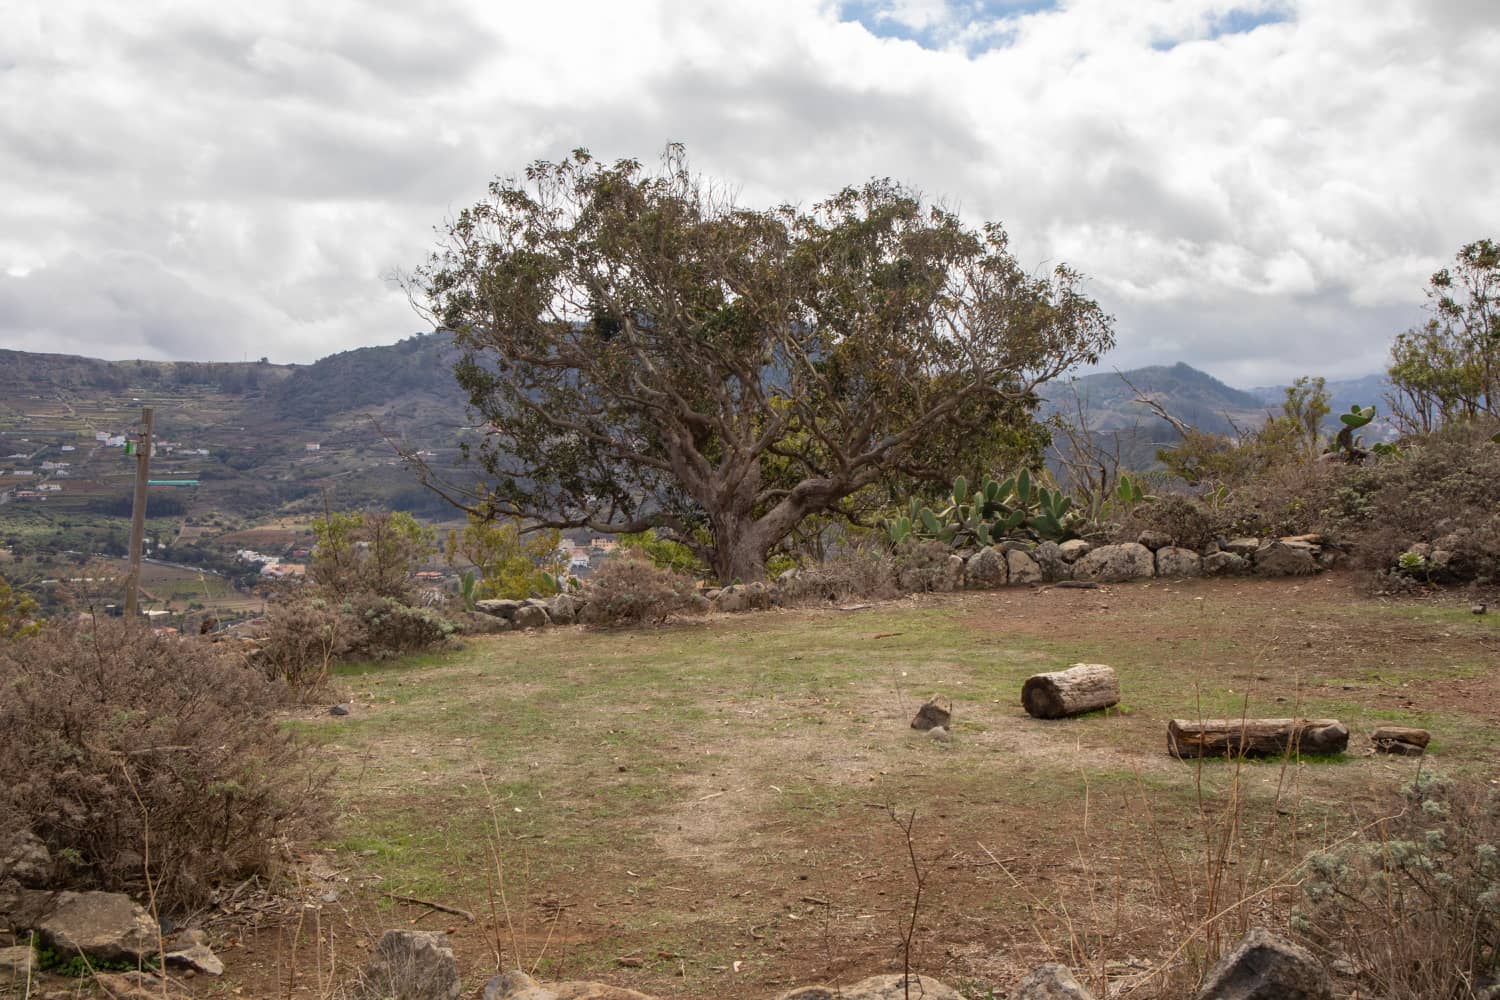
416;146;1114;582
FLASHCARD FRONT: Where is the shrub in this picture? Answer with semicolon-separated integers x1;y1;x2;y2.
582;553;701;625
778;545;897;604
0;619;330;910
350;594;457;655
257;595;355;695
1296;773;1499;999
311;509;436;601
0;573;42;640
1111;493;1215;550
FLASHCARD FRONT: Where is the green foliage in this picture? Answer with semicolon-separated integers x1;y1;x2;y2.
884;471;1084;548
0;574;42;641
1282;375;1331;457
37;944;158;976
445;514;562;600
311;509;436;601
1331;402;1378;458
618;529;707;576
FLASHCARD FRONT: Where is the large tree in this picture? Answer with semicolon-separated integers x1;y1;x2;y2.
416;147;1113;583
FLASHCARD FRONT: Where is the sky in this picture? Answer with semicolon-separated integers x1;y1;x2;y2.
1;0;1497;387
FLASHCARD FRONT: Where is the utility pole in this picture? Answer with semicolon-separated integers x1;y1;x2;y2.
124;406;154;619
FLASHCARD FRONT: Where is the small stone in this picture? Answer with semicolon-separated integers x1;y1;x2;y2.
1474;603;1488;615
1136;530;1172;550
355;930;461;1000
928;725;952;742
1016;962;1097;998
163;929;224;976
545;593;580;626
1057;539;1091;562
474;599;523;619
1224;536;1260;556
1032;541;1072;582
329;704;350;716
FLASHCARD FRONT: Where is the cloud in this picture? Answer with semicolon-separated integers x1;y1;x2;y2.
0;0;1497;387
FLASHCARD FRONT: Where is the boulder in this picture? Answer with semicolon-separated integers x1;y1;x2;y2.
1058;539;1091;562
0;886;55;929
1032;541;1072;582
483;969;657;999
0;830;51;887
1006;548;1043;585
1202;551;1249;576
965;547;1008;589
1137;530;1173;550
474;599;524;620
456;611;512;634
714;582;772;613
1253;541;1318;577
545;594;580;626
1071;543;1154;583
36;891;159;964
356;930;461;1000
778;973;966;999
944;554;966;592
1196;927;1332;1000
1016;963;1097;998
1155;546;1202;578
512;604;551;629
1224;537;1261;556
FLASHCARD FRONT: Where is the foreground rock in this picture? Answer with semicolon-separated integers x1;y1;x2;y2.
778;973;966;999
356;930;461;1000
37;890;159;964
1071;543;1154;583
1016;963;1096;998
163;927;224;975
1196;927;1332;999
484;969;656;999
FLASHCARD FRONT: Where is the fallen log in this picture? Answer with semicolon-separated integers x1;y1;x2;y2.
1371;725;1430;756
1022;663;1120;719
1168;718;1349;759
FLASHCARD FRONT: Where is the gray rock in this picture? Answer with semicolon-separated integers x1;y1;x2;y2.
1155;546;1203;578
1196;927;1332;1000
1224;537;1261;556
1006;548;1043;585
1058;539;1091;562
163;928;224;976
356;930;461;1000
329;704;350;716
1137;530;1173;550
965;546;1008;589
1474;603;1489;615
1032;541;1072;582
1404;542;1433;559
512;604;551;629
544;594;579;625
927;725;952;742
778;973;966;999
945;554;966;591
0;886;55;929
457;611;513;634
483;969;654;999
1;830;51;887
1253;540;1319;577
0;944;35;982
474;599;523;620
1202;551;1250;576
37;891;159;964
714;582;772;613
1016;963;1096;998
1071;543;1155;583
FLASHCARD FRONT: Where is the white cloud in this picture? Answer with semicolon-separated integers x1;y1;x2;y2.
0;0;1496;385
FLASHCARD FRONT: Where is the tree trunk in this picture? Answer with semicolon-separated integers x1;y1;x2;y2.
712;529;772;585
1021;664;1120;719
1167;718;1349;759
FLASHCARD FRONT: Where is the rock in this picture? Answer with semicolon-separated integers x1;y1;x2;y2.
1006;549;1043;585
457;611;513;634
1404;542;1433;559
37;891;159;964
1071;543;1155;583
778;973;966;999
944;554;966;592
1;830;51;887
1155;546;1202;578
714;582;772;613
483;971;656;999
0;944;36;982
1137;530;1172;550
1196;926;1333;1000
329;704;350;716
1429;548;1454;570
545;594;580;626
965;546;1008;589
0;886;55;929
1474;603;1488;615
93;971;193;999
1032;541;1072;582
927;725;952;742
1016;963;1097;998
161;928;224;975
1253;540;1318;577
474;598;525;619
356;930;461;1000
1058;539;1091;562
911;699;951;731
512;604;551;629
1224;537;1261;556
1202;551;1249;576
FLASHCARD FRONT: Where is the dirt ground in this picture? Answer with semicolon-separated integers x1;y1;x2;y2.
53;573;1500;999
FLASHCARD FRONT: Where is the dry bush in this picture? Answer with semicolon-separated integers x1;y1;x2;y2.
1297;773;1499;999
0;618;330;910
893;539;955;592
348;593;457;656
582;552;701;625
1111;494;1215;550
1211;457;1346;540
778;545;897;605
258;594;356;695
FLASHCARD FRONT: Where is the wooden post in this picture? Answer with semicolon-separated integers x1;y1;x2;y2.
123;407;154;619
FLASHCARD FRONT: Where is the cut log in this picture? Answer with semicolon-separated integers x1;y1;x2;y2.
1168;718;1349;759
1371;725;1430;755
1022;664;1120;719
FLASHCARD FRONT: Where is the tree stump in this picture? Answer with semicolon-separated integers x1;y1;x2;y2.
911;698;951;731
1371;725;1430;756
1021;664;1120;719
1167;718;1348;759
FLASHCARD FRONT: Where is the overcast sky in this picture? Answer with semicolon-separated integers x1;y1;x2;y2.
2;0;1496;386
